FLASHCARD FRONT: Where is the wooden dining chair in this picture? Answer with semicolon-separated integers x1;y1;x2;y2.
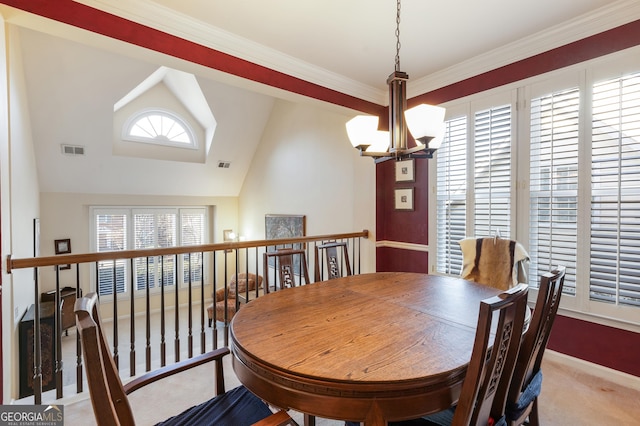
505;266;566;426
75;293;293;426
314;241;352;281
263;248;311;291
386;283;529;426
459;236;530;290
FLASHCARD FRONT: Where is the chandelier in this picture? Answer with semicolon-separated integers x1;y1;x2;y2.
346;0;446;163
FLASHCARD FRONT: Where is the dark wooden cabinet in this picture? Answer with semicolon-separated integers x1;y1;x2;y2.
19;302;56;398
41;286;78;334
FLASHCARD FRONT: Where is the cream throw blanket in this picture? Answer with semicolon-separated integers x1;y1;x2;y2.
459;237;530;290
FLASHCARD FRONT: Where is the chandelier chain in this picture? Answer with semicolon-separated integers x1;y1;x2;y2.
395;0;401;71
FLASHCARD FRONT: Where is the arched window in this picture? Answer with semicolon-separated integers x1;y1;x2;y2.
123;109;197;149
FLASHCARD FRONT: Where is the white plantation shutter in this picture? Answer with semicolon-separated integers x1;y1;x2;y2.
474;105;512;238
433;51;640;321
134;213;158;290
94;207;206;296
96;212;127;296
156;213;177;288
181;210;205;284
529;87;580;294
436;116;467;275
591;72;640;307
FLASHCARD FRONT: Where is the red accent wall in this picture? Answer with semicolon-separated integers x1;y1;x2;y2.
376;247;428;273
549;316;640;377
376;158;431;273
409;19;640;106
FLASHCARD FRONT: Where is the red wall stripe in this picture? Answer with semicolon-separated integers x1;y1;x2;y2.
410;19;640;106
0;0;385;117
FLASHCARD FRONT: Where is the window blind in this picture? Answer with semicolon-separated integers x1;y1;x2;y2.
156;213;177;288
94;207;206;296
96;213;127;296
529;87;580;294
134;213;158;290
436;116;467;275
591;72;640;307
474;105;512;238
181;210;205;284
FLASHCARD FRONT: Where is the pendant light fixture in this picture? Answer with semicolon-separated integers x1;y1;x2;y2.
346;0;446;163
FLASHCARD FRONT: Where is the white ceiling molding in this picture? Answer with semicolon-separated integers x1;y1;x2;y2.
72;0;385;104
65;0;640;106
409;0;640;98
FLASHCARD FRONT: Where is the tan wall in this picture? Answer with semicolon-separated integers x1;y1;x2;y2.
1;24;42;402
238;99;377;273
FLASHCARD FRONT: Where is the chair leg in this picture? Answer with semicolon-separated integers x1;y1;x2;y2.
527;397;540;426
303;414;316;426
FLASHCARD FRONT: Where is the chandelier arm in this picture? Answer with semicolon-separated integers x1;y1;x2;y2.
345;0;446;163
395;0;401;72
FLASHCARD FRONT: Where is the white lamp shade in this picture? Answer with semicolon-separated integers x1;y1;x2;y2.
404;104;446;140
346;115;379;148
365;130;390;153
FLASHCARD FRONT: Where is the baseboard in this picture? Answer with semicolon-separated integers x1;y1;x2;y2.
545;350;640;391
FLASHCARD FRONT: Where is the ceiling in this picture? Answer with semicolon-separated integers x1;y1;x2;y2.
2;0;639;196
70;0;637;102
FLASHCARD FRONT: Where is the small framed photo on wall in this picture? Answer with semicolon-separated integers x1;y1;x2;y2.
54;238;72;270
394;188;414;211
395;158;415;183
55;238;71;254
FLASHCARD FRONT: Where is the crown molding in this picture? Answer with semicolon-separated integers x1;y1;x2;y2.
409;0;640;97
71;0;385;105
72;0;640;104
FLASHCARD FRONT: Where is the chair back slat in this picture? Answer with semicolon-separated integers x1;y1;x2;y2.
314;241;352;281
506;267;566;424
454;283;529;426
263;248;311;291
75;293;135;426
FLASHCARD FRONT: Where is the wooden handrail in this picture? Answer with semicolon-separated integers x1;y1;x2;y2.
6;230;369;273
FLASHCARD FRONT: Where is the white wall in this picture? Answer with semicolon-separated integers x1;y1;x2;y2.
238;99;377;272
1;24;42;402
0;30;377;402
37;192;239;290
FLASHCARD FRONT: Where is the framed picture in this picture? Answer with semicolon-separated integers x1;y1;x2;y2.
55;238;71;254
394;188;414;211
395;158;415;182
54;238;71;270
265;214;306;272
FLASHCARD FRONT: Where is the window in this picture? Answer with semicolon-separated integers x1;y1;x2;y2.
473;104;512;238
529;87;580;296
436;95;514;276
123;109;197;149
92;207;207;297
433;47;640;323
436;116;467;275
590;72;640;308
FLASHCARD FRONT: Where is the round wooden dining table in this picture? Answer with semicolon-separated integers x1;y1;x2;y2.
230;272;502;426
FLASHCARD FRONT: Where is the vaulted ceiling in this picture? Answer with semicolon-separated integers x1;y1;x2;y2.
1;0;638;196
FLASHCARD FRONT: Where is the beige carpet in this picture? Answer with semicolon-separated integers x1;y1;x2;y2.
59;352;640;426
13;309;640;425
